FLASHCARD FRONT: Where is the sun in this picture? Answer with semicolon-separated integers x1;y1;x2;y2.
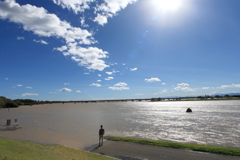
152;0;182;12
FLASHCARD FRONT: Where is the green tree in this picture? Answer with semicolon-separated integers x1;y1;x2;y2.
0;96;18;108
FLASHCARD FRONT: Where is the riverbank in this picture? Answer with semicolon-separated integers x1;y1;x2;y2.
104;137;240;157
1;137;239;160
90;137;240;160
0;137;114;160
93;140;240;160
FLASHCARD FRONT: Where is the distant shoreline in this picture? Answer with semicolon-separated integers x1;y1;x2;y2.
1;99;240;109
151;98;240;102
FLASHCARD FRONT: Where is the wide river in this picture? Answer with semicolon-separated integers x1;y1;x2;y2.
0;100;240;149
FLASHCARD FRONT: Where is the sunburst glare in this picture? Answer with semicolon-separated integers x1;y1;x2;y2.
152;0;182;12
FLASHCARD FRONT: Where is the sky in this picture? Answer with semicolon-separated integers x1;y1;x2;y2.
1;0;240;101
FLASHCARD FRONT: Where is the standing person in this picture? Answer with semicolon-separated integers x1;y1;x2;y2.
99;125;105;146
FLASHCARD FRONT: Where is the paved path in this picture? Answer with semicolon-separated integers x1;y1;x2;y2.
90;141;240;160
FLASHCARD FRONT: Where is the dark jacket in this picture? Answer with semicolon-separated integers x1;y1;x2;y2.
99;128;105;135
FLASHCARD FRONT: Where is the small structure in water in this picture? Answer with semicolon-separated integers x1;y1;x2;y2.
186;108;192;112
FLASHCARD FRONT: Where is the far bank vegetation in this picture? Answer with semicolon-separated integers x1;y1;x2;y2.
0;96;37;109
151;94;240;102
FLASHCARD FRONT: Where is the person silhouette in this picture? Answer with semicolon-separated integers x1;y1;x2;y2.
99;125;105;146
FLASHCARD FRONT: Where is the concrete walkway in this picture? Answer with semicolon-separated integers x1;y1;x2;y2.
90;141;240;160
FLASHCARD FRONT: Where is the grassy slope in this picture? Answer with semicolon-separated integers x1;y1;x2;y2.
105;137;240;157
0;137;114;160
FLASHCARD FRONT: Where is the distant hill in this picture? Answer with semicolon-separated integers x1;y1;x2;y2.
210;93;240;97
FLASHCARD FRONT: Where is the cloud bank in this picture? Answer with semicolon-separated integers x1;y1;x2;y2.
52;0;138;25
0;0;109;71
218;84;240;89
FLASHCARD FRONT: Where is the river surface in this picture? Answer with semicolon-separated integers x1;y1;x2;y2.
0;100;240;149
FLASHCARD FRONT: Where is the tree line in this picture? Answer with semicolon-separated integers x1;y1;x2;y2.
0;96;37;108
151;94;240;101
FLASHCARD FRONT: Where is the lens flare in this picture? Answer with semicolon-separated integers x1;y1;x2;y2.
152;0;182;12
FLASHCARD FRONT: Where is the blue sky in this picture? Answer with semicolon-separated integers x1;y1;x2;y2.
1;0;240;101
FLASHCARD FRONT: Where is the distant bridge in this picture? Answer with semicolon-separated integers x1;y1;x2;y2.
34;98;152;104
33;98;187;105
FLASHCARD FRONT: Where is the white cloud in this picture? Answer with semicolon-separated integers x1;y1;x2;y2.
80;16;89;27
26;87;32;89
33;39;48;44
122;63;125;65
135;93;143;96
145;78;161;82
17;36;24;40
174;86;195;92
98;74;101;77
0;1;91;40
52;0;137;26
84;73;90;74
105;76;114;80
108;82;129;90
177;83;189;87
90;83;101;87
17;84;22;87
6;78;8;80
153;89;167;95
97;80;101;82
93;13;108;26
202;87;210;90
97;0;138;14
130;68;137;71
218;84;240;89
0;0;109;71
108;86;129;90
76;90;81;92
59;88;72;92
114;82;127;86
68;44;109;71
64;83;70;85
174;83;195;92
93;0;138;25
162;83;166;85
55;45;67;52
52;0;93;13
106;71;113;75
21;93;38;97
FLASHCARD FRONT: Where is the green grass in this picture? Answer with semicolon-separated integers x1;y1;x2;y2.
105;136;240;157
0;137;114;160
